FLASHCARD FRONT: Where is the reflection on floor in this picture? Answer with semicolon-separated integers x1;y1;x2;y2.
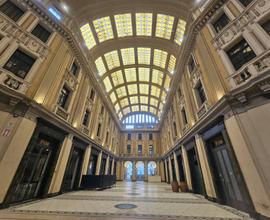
0;181;253;220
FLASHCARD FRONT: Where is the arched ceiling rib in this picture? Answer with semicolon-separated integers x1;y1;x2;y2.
62;0;193;122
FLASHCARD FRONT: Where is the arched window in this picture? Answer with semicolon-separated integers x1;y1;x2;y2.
122;112;158;129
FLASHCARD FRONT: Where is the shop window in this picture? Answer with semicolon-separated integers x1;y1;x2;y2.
137;145;142;155
96;123;102;137
212;12;230;33
187;56;196;74
181;108;188;125
226;39;256;70
3;49;36;79
127;144;131;154
31;23;51;43
89;89;95;101
149;133;153;140
261;19;270;36
195;80;206;106
0;0;24;22
57;85;70;108
82;109;90;126
127;133;131;140
239;0;253;7
70;61;79;76
138;133;142;140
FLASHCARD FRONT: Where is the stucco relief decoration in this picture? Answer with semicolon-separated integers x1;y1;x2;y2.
65;73;77;90
254;51;270;72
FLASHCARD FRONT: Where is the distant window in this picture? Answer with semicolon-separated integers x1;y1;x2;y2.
96;123;102;137
105;131;109;143
48;6;62;20
82;110;90;126
0;0;24;22
226;39;256;70
57;86;70;108
138;133;142;140
127;144;131;154
188;56;196;73
100;106;104;115
127;133;131;140
173;122;177;137
212;13;230;33
149;145;154;156
181;108;188;125
149;133;153;140
195;81;206;106
122;113;158;124
261;19;270;36
137;145;142;155
239;0;253;7
3;49;36;79
70;62;79;76
31;24;51;43
90;89;95;101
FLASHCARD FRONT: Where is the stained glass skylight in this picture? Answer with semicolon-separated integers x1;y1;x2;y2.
138;67;150;82
103;76;112;92
95;57;106;76
93;16;114;42
136;13;153;36
152;69;164;86
128;84;138;95
153;49;168;68
175;19;186;46
104;50;120;70
155;14;174;39
111;70;124;86
168;55;176;74
80;24;96;49
125;68;137;82
121;48;135;65
114;13;133;37
137;47;151;65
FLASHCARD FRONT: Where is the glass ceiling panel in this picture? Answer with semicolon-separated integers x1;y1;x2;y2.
120;98;129;108
168;55;176;74
161;90;166;102
114;13;133;37
123;107;131;115
164;75;171;90
130;96;139;104
103;76;112;92
141;105;148;112
124;68;137;82
159;102;164;111
118;111;123;119
121;48;135;65
110;92;117;103
111;70;124;86
175;19;186;46
95;57;106;76
154;49;168;68
137;47;151;65
150;106;157;115
104;50;120;70
115;103;120;112
155;14;174;40
150;97;158;107
127;84;138;95
152;69;164;86
140;96;149;104
116;86;127;98
132;105;139;112
136;13;153;36
139;84;149;95
151;85;161;98
138;67;150;82
93;16;114;42
80;24;96;50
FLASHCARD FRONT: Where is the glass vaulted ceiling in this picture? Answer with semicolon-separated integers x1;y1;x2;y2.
80;12;187;121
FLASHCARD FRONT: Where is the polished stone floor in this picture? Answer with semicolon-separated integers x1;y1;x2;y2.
0;181;253;220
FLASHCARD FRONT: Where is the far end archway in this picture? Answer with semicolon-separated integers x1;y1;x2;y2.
124;161;133;181
136;161;144;181
148;161;157;176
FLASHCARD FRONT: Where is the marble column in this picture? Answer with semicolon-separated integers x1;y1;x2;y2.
168;157;173;183
111;158;115;175
173;152;181;184
181;146;193;190
195;134;217;199
95;151;102;175
104;156;110;175
144;160;148;182
79;144;92;184
164;159;169;183
132;160;137;181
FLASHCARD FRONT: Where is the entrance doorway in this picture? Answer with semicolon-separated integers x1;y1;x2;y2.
62;144;84;192
148;161;157;176
136;161;144;181
177;154;186;182
166;160;170;183
171;158;177;181
124;161;132;181
88;150;99;175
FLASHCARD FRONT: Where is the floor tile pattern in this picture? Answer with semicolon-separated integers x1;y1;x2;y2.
0;181;254;220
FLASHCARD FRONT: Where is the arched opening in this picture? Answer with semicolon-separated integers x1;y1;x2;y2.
148;161;157;176
124;161;133;181
136;161;144;181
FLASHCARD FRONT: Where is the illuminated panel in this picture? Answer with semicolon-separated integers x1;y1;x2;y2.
137;47;151;65
124;68;137;82
159;102;164;111
136;13;152;36
114;13;133;37
118;112;123;119
152;69;164;86
140;96;148;104
153;49;168;68
121;48;135;65
151;85;161;98
168;55;176;74
111;70;124;86
161;90;166;102
95;57;106;76
123;107;131;115
164;75;171;90
80;24;96;49
103;76;112;92
138;67;150;82
132;105;139;112
116;86;127;98
115;103;120;112
104;50;120;70
130;96;138;104
93;16;114;42
110;92;117;103
141;105;148;112
120;98;129;108
150;106;157;115
175;19;186;46
128;84;138;95
155;14;174;39
150;97;158;107
139;84;149;95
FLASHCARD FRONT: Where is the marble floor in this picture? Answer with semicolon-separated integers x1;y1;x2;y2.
0;181;253;220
